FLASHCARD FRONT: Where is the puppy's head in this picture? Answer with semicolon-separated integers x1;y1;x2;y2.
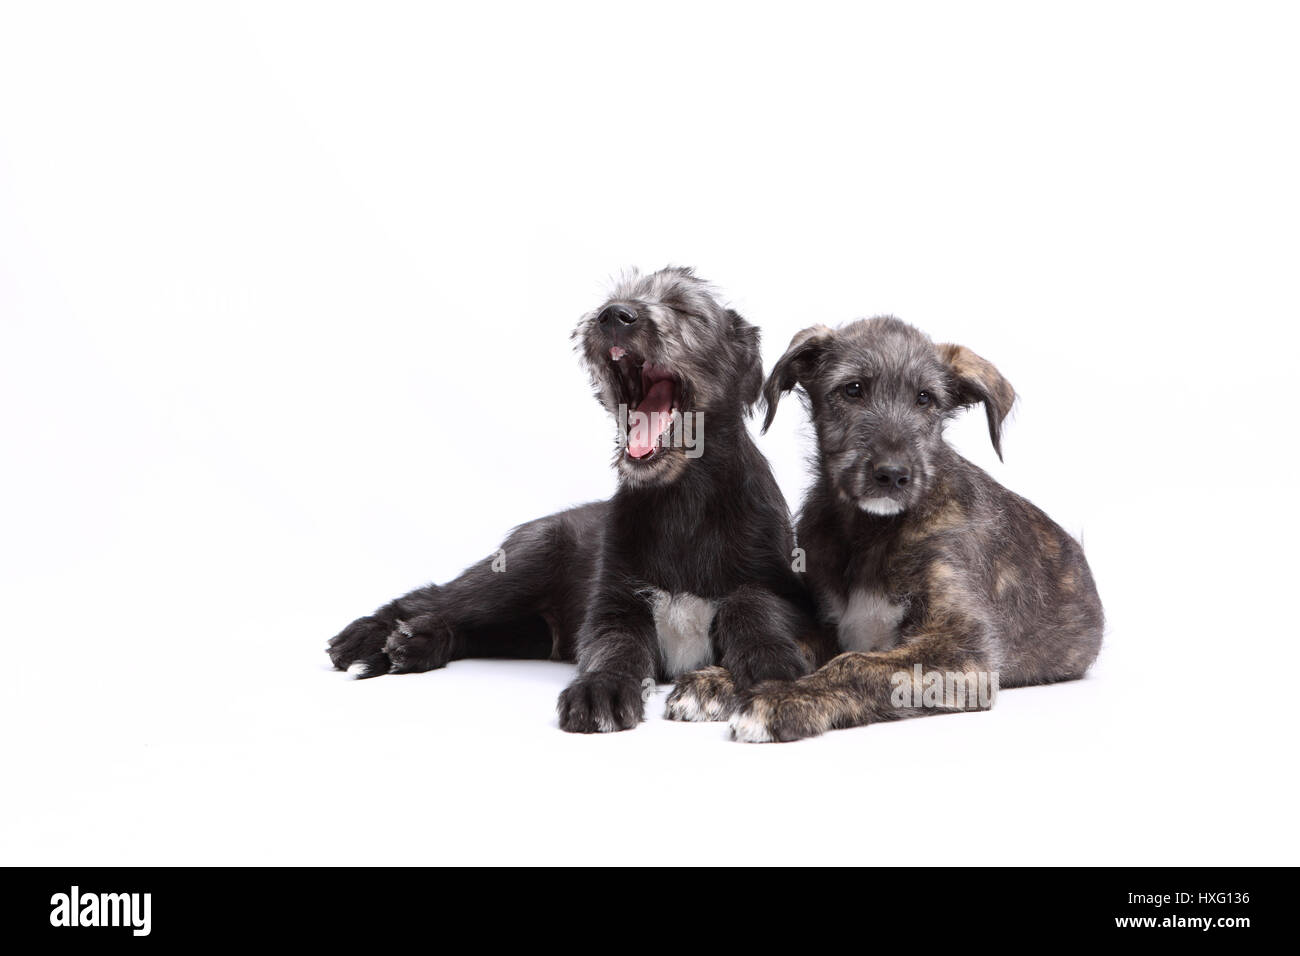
574;266;762;486
762;317;1014;516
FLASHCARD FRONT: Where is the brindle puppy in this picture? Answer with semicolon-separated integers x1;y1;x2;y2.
326;267;821;732
679;316;1103;742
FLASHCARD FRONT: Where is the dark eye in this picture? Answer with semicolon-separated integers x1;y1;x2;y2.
917;390;932;406
843;382;863;399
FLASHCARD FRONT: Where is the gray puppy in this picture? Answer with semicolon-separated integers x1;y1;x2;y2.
690;316;1103;742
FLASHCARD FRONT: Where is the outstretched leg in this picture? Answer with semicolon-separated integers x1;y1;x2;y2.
729;628;997;742
328;504;600;677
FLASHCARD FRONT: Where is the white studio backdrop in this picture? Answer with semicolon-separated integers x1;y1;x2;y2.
1;1;1297;865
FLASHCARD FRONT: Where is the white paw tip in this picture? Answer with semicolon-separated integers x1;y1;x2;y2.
346;661;370;679
667;695;703;721
667;688;730;722
665;699;690;720
729;711;774;743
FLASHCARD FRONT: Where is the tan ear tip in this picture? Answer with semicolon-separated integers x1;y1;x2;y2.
787;324;833;350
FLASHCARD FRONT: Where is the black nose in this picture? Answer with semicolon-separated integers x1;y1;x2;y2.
598;305;637;326
873;464;911;489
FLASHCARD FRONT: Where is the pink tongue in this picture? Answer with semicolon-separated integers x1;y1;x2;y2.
627;379;675;459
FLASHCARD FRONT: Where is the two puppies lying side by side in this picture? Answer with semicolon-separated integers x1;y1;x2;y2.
669;317;1104;741
328;268;1104;741
327;268;833;733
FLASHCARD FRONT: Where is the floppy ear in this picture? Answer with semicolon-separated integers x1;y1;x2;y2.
761;325;834;433
936;343;1016;460
727;309;763;412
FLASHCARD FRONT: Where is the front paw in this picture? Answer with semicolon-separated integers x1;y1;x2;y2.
725;641;811;691
729;681;834;743
557;672;645;733
665;666;738;721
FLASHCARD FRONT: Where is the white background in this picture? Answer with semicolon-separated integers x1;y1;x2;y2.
2;1;1297;865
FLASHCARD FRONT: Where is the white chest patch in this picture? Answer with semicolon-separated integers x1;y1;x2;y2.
836;589;905;653
648;590;717;678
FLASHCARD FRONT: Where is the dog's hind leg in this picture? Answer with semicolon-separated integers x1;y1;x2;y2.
729;627;997;742
327;505;598;678
326;613;400;678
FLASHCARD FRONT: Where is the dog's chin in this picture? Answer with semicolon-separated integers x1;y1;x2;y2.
615;444;690;487
855;496;906;517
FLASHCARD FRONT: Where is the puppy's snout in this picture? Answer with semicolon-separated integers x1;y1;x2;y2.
598;305;637;327
872;463;911;489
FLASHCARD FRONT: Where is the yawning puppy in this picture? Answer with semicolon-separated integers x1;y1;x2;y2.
721;317;1104;742
327;267;821;732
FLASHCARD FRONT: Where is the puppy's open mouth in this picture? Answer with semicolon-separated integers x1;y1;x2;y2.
607;345;684;460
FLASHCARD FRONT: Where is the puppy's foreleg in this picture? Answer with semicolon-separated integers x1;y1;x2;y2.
714;585;815;687
557;590;658;733
665;586;814;722
664;666;739;722
729;628;997;742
